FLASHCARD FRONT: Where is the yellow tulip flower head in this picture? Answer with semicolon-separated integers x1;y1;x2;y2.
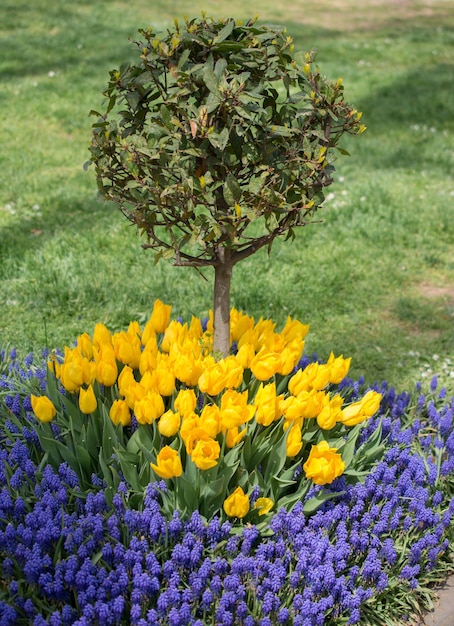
174;388;197;417
149;299;172;334
254;497;274;516
191;436;220;470
150;446;183;479
286;423;303;457
30;395;57;423
92;322;113;349
254;382;279;427
220;389;255;431
223;486;250;518
113;331;141;370
250;349;282;381
340;390;382;426
158;410;180;437
327;352;352;385
96;347;118;387
303;440;345;485
79;384;98;415
134;391;165;424
109;399;131;427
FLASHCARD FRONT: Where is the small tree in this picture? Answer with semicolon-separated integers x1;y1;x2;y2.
89;15;364;357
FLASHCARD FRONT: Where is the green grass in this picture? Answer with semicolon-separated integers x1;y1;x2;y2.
1;0;453;392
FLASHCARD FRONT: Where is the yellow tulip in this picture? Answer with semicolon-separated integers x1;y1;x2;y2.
235;343;255;369
230;309;255;343
173;352;204;387
253;381;282;427
250;349;282;381
30;395;56;423
158;410;180;437
59;350;92;393
150;446;183;479
117;365;135;396
237;327;259;351
79;385;97;414
199;404;222;438
160;320;185;353
109;399;131;427
286;423;303;457
254;318;277;348
174;388;197;418
113;331;141;370
141;319;157;348
316;394;343;430
220;389;255;431
138;370;157;392
282;390;326;421
223;486;250;518
198;356;243;396
340;390;382;426
76;332;94;360
184;426;212;455
225;426;247;448
278;342;304;376
149;299;172;334
191;436;220;470
134;391;165;424
303;440;345;485
254;497;274;516
188;315;203;340
327;352;352;385
179;413;200;446
139;342;158;375
96;352;118;387
155;361;176;397
280;316;310;344
127;320;142;340
92;322;113;349
288;362;331;395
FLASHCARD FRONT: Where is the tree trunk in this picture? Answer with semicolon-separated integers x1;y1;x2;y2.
213;246;233;359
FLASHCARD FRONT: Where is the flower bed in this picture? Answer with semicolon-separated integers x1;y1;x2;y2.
0;304;453;625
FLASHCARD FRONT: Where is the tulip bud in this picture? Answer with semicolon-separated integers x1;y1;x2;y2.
109;399;131;426
150;446;183;479
149;299;172;334
31;395;56;423
79;385;97;414
158;410;180;437
223;486;250;518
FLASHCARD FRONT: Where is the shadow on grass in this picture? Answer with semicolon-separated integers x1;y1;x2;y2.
350;62;454;177
0;194;115;266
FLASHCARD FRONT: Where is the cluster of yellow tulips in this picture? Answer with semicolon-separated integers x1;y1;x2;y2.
31;299;382;519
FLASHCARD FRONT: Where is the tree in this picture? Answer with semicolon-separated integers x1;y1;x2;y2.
88;15;365;357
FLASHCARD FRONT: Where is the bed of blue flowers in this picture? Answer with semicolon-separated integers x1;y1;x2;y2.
1;339;453;626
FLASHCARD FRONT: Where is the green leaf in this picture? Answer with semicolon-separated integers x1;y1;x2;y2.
223;173;242;206
214;57;228;78
114;449;141;491
176;474;198;513
212;20;235;45
98;447;115;488
303;489;346;515
202;64;219;94
263;429;289;484
208;127;229;151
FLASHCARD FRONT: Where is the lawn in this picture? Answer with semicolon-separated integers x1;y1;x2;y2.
0;0;453;389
